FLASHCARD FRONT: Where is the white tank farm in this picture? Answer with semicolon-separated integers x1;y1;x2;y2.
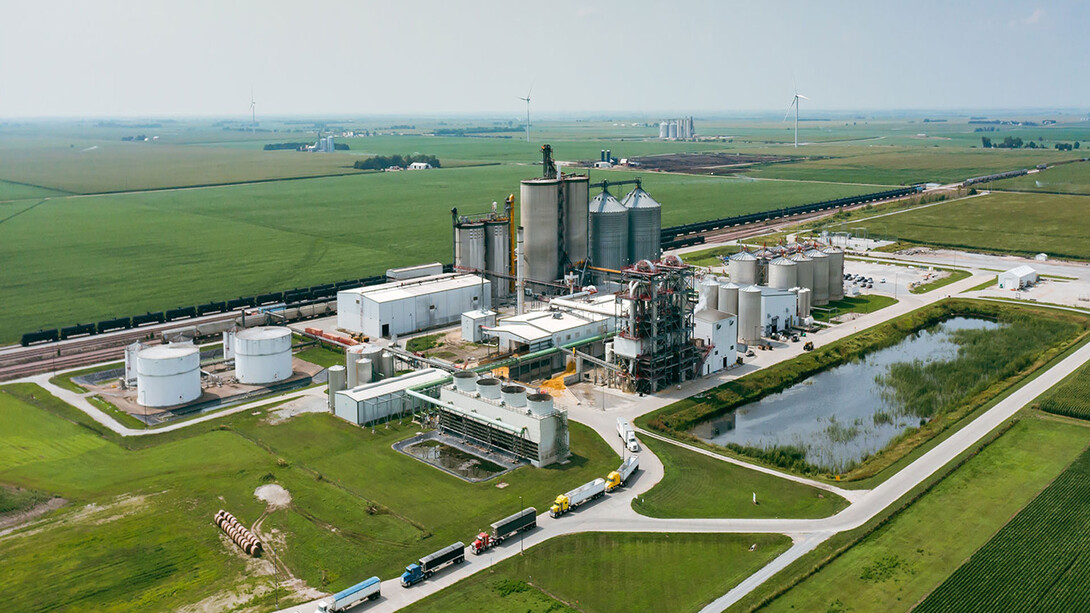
718;282;740;315
137;345;201;408
768;257;798;290
822;246;845;301
788;251;814;293
806;247;830;305
234;327;293;385
728;251;759;285
738;285;763;345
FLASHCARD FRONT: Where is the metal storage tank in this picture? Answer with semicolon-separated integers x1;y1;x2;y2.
823;246;845;301
718;281;740;315
806;247;830;305
622;187;662;263
484;219;510;299
327;365;347;409
235;327;293;385
789;251;814;293
355;358;373;386
563;176;590;265
379;352;395;379
345;345;365;388
454;222;486;272
699;278;719;311
668;122;678;139
520;178;561;281
136;345;201;408
796;288;812;318
738;286;763;345
589;189;629;270
659;122;669;139
728;251;759;285
768;257;798;290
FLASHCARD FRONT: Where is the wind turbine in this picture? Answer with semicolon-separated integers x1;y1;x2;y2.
517;86;532;142
249;88;256;134
783;91;809;147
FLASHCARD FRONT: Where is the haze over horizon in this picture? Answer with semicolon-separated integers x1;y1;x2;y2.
1;0;1087;119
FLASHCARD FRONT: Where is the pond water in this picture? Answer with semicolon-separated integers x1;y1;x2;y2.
403;440;508;481
692;317;1001;472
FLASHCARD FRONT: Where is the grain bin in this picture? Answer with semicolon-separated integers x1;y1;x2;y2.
728;251;759;285
622;186;662;264
589;189;629;270
234;327;292;385
768;257;798;290
789;250;814;293
563;176;590;264
738;285;764;345
718;282;740;315
822;245;845;301
136;345;201;408
520;177;561;281
484;219;510;299
806;247;830;305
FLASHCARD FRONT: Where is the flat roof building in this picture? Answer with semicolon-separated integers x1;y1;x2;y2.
338;274;491;338
333;368;449;426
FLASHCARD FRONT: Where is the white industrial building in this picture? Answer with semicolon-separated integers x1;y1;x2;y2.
333;368;449;426
410;372;570;467
461;309;497;342
136;345;201;408
761;287;797;333
387;262;444;282
337;274;491;338
998;265;1038;290
484;305;615;353
694;309;737;376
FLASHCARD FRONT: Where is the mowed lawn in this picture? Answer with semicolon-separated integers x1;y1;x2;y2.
754;415;1090;613
404;532;792;613
845;191;1090;260
0;165;872;341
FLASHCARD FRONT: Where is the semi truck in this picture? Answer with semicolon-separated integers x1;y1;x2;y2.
400;542;465;587
314;576;381;612
550;478;606;517
605;455;640;492
616;418;640;452
471;507;537;554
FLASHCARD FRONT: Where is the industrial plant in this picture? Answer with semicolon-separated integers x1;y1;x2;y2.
659;116;696;140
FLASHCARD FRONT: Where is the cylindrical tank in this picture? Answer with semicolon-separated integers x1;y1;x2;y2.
806;247;830;305
355;358;372;386
796;288;812;318
668;122;678;139
477;377;501;399
453;370;477;392
484;220;510;299
728;251;759;285
379;352;395;379
622;187;662;264
136;345;201;408
768;257;798;290
527;392;554;415
789;251;814;293
327;365;346;408
589;189;629;270
454;222;486;272
234;327;292;385
738;285;763;345
563;176;590;265
501;385;527;407
520;178;561;281
659;122;668;139
823;246;845;301
699;278;719;311
718;282;740;315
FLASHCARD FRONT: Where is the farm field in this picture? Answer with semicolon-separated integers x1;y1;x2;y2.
403;532;792;613
0;165;874;342
0;179;68;201
844;191;1090;261
633;436;848;519
915;441;1090;613
754;415;1090;613
1034;359;1090;420
984;160;1090;195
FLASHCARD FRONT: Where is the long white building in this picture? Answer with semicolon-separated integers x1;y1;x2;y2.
337;274;491;338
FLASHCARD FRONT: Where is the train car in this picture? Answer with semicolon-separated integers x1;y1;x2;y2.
21;329;59;346
197;301;227;316
255;292;283;305
132;311;166;327
60;323;96;340
96;317;132;334
195;319;237;338
283;289;310;304
227;296;256;310
309;284;335;299
165;306;197;321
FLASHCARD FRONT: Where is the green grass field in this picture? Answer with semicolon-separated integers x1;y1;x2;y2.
404;532;792;613
633;436;848;518
909;268;972;293
915;439;1090;613
756;415;1090;613
293;344;344;369
984;161;1090;195
0;485;51;515
845;191;1090;260
1034;360;1090;420
811;294;898;322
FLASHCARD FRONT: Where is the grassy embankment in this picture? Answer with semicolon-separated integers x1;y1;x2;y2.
293;344;344;369
638;299;1090;481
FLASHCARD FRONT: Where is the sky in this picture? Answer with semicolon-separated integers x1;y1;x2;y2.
1;0;1087;118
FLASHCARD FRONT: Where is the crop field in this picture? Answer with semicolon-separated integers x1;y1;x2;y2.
1035;359;1090;420
404;532;792;613
756;415;1090;613
915;443;1090;613
984;160;1090;195
845;191;1090;261
633;436;848;518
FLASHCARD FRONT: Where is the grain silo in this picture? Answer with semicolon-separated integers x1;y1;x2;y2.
484;219;510;299
789;250;814;293
728;251;759;285
137;345;201;408
768;257;798;290
699;277;720;311
520;177;561;281
718;281;740;315
806;246;830;305
234;327;293;385
822;245;845;301
589;188;629;270
738;285;764;345
622;186;662;264
454;221;486;272
563;176;590;265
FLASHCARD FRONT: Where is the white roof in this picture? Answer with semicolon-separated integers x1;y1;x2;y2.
549;294;624;318
236;326;291;340
695;309;734;323
485;309;606;344
463;309;496;319
1002;265;1037;277
340;274;487;304
137;344;198;359
337;368;448;402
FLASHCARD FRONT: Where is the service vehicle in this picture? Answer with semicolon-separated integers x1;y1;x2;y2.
616;418;640;452
315;576;381;612
605;455;640;492
401;542;465;587
550;478;606;517
471;508;536;554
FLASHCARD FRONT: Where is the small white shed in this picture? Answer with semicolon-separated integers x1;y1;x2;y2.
998;265;1038;290
461;309;497;342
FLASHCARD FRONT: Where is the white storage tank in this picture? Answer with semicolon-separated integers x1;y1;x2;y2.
718;282;740;315
234;327;293;385
796;287;812;318
806;247;830;306
728;251;759;285
327;365;347;409
768;257;798;290
789;251;814;293
355;358;373;386
137;345;201;408
738;285;763;345
699;277;720;311
823;245;845;301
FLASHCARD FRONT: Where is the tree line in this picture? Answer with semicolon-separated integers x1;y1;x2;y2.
353;154;441;170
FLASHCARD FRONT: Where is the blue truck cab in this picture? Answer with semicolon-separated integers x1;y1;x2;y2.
400;564;425;587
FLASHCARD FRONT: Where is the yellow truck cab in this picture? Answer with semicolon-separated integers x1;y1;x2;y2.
549;495;570;517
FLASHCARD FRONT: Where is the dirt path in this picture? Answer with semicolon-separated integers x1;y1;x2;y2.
0;497;67;537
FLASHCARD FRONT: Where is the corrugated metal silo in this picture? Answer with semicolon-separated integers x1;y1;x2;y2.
699;278;719;311
789;251;814;293
454;222;486;272
718;281;739;315
728;251;759;285
806;247;830;305
668;122;678;139
768;257;798;290
659;122;669;139
796;288;812;318
563;176;590;265
589;189;629;270
520;178;561;281
484;220;510;299
823;245;845;301
622;187;662;264
738;285;763;345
